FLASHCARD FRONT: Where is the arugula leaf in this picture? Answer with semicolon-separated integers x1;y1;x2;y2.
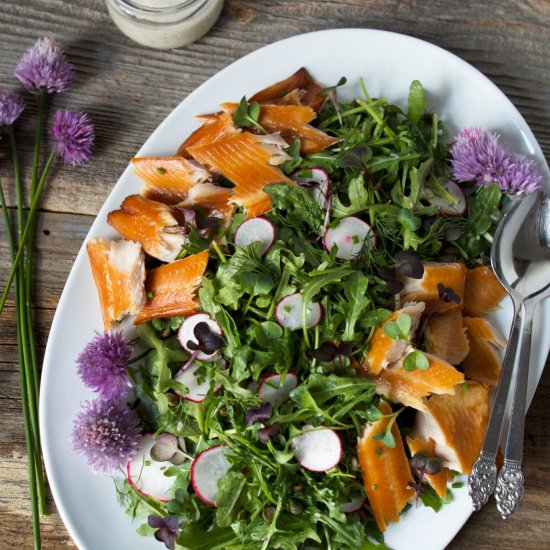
215;471;247;527
341;271;371;341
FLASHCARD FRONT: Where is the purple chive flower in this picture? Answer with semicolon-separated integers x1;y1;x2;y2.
14;37;74;95
72;398;142;474
451;127;510;186
76;331;132;400
148;515;180;550
0;90;25;127
499;153;543;195
451;127;542;195
50;109;94;165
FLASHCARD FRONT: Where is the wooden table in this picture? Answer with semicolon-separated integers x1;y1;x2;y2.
1;0;549;548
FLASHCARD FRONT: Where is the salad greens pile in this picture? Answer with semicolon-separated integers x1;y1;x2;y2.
116;79;503;549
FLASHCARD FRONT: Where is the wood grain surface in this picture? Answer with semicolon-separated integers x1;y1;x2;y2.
1;0;549;548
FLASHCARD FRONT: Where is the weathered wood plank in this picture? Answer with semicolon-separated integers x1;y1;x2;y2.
1;1;549;548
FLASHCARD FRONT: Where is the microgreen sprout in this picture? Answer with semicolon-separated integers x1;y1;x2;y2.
371;405;404;448
377;266;404;295
258;422;281;444
150;433;192;465
402;349;429;371
409;451;444;505
321;76;347;126
245;402;273;426
233;96;267;133
383;313;412;340
437;283;461;304
147;514;181;550
394;250;424;279
339;145;372;171
187;322;225;355
312;341;352;371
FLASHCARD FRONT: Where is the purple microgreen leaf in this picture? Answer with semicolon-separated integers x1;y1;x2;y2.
245;402;273;426
409;451;429;472
425;457;443;475
437;283;461;304
192;322;225;354
258;422;281;444
394;250;424;279
312;342;338;362
339;145;372;169
148;515;165;529
337;342;352;356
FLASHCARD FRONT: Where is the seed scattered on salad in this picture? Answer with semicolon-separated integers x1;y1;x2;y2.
73;67;541;548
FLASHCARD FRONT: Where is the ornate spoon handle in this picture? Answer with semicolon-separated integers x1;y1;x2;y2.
468;300;523;511
495;300;535;519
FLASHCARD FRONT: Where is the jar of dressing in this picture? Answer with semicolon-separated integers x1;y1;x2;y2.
105;0;224;50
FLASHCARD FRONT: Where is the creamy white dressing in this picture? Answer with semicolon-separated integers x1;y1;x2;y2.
105;0;224;49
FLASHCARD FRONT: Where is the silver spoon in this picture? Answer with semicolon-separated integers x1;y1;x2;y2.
468;191;550;514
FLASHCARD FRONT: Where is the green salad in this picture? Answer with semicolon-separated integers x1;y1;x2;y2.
73;76;533;550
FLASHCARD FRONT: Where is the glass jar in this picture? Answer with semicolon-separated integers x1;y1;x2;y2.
105;0;224;50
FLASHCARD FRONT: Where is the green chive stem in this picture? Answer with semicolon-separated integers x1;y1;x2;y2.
0;150;56;313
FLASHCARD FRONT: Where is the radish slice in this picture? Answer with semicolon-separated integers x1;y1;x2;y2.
291;424;342;472
127;434;175;502
174;357;226;403
426;180;467;215
234;217;276;255
295;168;330;209
258;372;298;407
190;445;231;506
275;293;323;331
323;216;375;260
178;313;223;361
341;495;366;513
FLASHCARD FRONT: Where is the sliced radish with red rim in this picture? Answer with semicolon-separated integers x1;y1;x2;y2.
190;445;231;506
341;495;366;513
426;180;467;216
178;313;223;361
323;216;375;260
275;293;323;331
234;217;276;255
258;372;298;408
174;357;226;403
291;424;342;472
295;168;331;209
127;434;175;502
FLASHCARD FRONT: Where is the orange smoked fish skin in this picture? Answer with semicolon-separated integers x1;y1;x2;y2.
368;352;465;411
363;301;425;375
249;67;326;112
461;317;506;387
187;132;294;218
357;401;415;532
87;238;146;331
134;249;209;324
413;381;489;474
463;265;507;316
220;102;337;155
398;262;467;313
107;194;185;262
424;309;470;365
131;157;210;205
